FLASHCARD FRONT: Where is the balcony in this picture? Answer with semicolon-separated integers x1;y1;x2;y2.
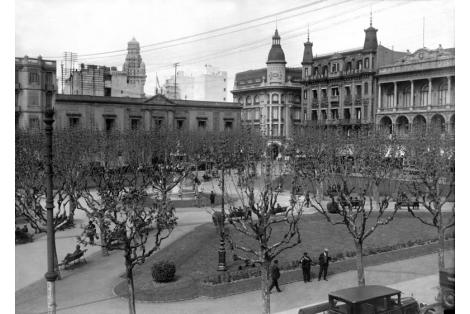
330;95;339;101
354;97;362;105
320;97;328;108
343;95;352;106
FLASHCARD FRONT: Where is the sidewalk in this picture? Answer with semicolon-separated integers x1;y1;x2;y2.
16;250;450;314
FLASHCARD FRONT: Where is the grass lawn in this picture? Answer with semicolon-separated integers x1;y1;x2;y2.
115;211;454;301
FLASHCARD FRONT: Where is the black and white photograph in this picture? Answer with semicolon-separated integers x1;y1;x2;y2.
10;0;463;313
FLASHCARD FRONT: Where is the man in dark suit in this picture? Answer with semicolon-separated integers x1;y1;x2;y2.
269;260;282;293
318;248;331;281
299;252;313;282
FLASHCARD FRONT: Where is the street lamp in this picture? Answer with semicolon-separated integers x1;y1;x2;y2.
217;165;227;271
44;108;58;313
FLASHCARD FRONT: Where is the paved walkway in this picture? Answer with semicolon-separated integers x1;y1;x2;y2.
16;246;453;314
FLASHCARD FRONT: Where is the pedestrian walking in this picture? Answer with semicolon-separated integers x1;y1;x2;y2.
86;220;97;245
269;260;282;293
210;190;216;208
318;248;332;281
299;252;313;282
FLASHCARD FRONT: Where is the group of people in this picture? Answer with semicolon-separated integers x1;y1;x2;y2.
269;248;332;294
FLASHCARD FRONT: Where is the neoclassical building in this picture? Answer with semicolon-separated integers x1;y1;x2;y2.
232;29;303;139
376;46;455;135
299;20;407;132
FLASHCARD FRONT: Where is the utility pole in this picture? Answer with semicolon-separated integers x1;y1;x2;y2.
173;62;179;100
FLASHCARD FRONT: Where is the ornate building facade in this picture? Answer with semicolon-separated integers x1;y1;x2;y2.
232;29;302;139
122;37;147;98
300;20;407;132
376;46;455;135
15;56;58;129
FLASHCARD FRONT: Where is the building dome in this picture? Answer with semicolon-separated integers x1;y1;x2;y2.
267;29;287;64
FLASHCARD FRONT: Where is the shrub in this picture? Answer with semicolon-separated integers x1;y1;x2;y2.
336;252;344;260
151;261;176;283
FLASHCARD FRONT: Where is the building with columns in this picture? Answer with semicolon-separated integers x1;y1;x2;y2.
376;46;455;136
231;29;303;140
15;56;58;129
300;20;407;132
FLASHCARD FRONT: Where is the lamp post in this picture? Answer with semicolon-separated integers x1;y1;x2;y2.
44;109;58;313
217;165;226;271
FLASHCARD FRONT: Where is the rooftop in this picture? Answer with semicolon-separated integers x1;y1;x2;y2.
329;285;401;304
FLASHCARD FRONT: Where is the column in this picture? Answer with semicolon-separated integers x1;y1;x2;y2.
410;80;414;110
269;105;272;136
393;82;397;111
378;83;382;111
428;78;432;108
278;106;281;136
286;105;290;139
447;76;452;108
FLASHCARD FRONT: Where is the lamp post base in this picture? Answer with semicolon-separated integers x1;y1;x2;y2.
46;281;56;314
217;237;227;271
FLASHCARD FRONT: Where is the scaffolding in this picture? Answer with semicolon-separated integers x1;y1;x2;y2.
61;52;77;94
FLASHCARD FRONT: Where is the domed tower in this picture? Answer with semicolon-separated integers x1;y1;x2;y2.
266;29;286;85
363;14;378;52
301;30;314;79
123;37;147;97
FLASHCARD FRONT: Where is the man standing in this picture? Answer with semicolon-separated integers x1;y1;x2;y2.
318;248;331;281
210;190;216;208
269;260;282;293
299;252;312;282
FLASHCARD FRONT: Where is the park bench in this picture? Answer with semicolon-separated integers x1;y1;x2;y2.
59;249;87;270
273;205;288;215
228;207;251;220
395;196;419;210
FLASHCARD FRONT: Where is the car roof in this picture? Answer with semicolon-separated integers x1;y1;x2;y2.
329;285;401;304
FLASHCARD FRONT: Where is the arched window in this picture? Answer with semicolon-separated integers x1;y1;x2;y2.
246;96;252;106
419;84;428;107
322;66;328;76
364;58;369;69
281;94;286;104
364;82;369;95
272;94;279;104
314;67;319;76
356;60;363;70
346;62;352;72
386;88;394;109
254;95;260;105
438;82;448;106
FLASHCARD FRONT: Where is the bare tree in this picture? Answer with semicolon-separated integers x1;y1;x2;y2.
291;129;400;286
226;142;303;314
401;129;455;271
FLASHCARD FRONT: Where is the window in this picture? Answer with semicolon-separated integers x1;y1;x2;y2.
46;92;52;108
130;118;141;130
331;63;339;73
331;109;339;120
29;72;39;84
29;117;40;130
438;83;448;105
322;66;328;75
105;118;115;131
403;87;411;108
293;109;301;120
272;107;279;120
198;120;207;130
364;82;369;95
224;120;233;130
281;94;285;104
272;94;279;104
246;96;252;105
311;110;318;121
154;118;163;129
312;90;318;100
355;108;362;120
254;95;260;105
69;117;80;128
356;60;362;70
321;110;327;120
331;87;339;97
223;88;226;91
346;62;352;72
176;119;184;130
255;109;260;120
303;90;307;99
321;89;327;98
356;85;362;97
314;67;318;76
420;84;429;107
46;72;53;84
364;58;369;69
345;86;351;96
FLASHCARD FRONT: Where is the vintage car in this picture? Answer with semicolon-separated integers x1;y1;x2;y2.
298;285;419;314
439;268;455;310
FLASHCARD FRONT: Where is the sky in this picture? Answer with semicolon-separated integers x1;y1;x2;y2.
15;0;455;100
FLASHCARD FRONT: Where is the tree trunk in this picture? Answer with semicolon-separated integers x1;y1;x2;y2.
67;196;76;224
98;217;108;256
373;183;380;204
125;258;136;314
355;241;365;286
437;227;445;271
261;260;271;314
